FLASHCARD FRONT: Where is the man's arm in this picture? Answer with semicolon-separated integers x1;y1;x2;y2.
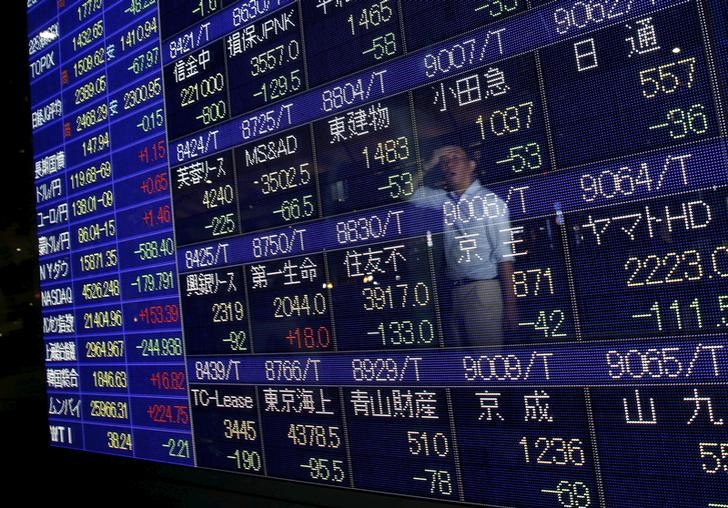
413;147;448;191
409;148;448;207
490;199;518;331
497;260;518;331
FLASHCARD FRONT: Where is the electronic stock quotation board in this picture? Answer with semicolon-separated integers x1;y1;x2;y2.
27;0;728;506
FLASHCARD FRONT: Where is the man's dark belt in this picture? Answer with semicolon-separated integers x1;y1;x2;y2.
450;276;498;287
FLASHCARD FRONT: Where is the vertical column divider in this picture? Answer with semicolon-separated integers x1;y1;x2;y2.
156;3;198;466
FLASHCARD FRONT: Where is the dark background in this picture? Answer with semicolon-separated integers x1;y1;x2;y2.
2;3;47;489
2;3;442;506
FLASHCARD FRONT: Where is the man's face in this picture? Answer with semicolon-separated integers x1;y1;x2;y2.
439;146;476;193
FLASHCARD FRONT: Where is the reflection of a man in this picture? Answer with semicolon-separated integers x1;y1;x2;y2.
413;146;517;347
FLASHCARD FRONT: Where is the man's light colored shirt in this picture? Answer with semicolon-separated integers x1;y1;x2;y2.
413;180;513;281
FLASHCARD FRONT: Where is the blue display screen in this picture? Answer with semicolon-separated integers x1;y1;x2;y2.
29;0;728;506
